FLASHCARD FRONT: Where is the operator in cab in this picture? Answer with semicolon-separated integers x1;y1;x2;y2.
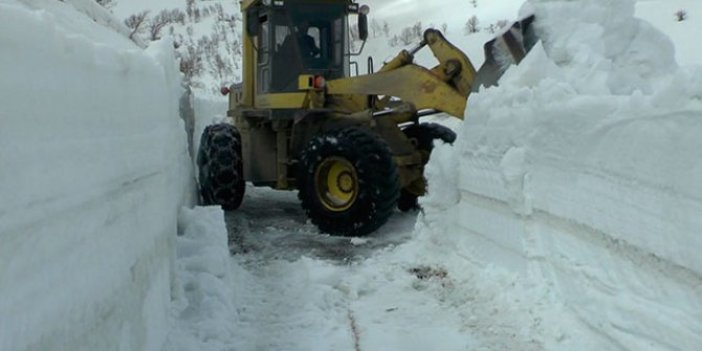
280;21;320;59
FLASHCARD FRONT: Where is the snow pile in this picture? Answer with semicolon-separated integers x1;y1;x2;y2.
163;208;238;351
422;0;702;349
0;1;192;350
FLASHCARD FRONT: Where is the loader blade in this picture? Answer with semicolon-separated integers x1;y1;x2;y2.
473;15;538;91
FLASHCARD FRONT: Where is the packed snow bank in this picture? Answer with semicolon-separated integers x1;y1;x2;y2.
0;1;192;350
423;0;702;349
162;207;238;351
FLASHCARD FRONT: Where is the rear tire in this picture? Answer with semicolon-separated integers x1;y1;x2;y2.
398;123;456;212
197;123;245;211
298;127;400;236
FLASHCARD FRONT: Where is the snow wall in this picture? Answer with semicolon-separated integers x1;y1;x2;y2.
0;1;193;350
422;0;702;349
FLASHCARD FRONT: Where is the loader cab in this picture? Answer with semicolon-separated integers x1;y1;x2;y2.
248;1;358;93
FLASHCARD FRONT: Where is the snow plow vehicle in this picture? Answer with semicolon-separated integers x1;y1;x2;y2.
197;0;537;236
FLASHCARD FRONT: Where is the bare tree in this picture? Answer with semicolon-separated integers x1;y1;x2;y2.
186;0;195;19
675;9;688;22
399;27;415;45
178;46;203;85
389;34;400;47
149;9;186;41
124;11;149;41
441;22;448;34
464;15;480;34
412;21;423;38
486;23;497;34
195;8;203;22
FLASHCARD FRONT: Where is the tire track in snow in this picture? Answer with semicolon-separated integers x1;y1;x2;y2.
221;185;418;350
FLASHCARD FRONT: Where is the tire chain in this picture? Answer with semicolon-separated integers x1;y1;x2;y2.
199;124;245;210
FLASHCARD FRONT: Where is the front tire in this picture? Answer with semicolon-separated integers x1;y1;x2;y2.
197;123;245;211
297;128;400;236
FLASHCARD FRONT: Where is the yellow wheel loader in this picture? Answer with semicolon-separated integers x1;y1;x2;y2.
197;0;537;236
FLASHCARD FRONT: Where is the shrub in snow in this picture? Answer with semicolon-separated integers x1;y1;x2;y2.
186;0;195;19
393;22;423;46
95;0;115;10
464;15;479;34
412;21;423;38
388;34;400;47
486;23;497;34
399;27;415;45
486;20;509;34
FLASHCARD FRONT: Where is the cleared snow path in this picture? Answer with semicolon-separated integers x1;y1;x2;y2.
164;186;554;351
224;187;416;261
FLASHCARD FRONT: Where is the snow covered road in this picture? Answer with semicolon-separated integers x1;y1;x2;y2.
165;187;569;351
224;187;416;261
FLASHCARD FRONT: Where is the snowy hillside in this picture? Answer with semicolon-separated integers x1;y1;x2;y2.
109;0;701;94
111;0;242;96
2;0;702;350
0;0;192;350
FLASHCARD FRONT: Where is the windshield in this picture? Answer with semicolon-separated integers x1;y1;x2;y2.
269;3;348;91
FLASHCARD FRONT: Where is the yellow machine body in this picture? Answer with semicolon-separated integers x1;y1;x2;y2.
227;0;536;195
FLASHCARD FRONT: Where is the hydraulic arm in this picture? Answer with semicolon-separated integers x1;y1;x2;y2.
326;29;477;118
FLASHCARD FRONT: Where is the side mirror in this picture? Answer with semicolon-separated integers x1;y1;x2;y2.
358;14;368;41
358;5;370;41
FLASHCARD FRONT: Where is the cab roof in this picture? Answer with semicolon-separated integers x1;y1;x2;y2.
241;0;355;11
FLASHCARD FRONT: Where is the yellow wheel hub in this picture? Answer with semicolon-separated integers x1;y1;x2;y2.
314;157;359;212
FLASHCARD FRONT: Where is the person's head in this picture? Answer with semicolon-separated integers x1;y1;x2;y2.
297;21;310;35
